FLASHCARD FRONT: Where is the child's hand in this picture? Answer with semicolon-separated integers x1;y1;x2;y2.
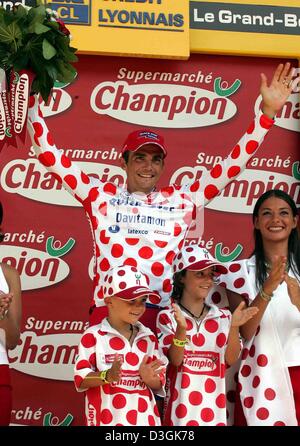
107;354;123;383
284;274;300;310
231;301;259;327
172;303;187;330
139;355;165;384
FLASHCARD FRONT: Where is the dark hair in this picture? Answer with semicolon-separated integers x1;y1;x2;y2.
252;189;300;288
122;151;130;164
0;202;4;242
171;270;187;301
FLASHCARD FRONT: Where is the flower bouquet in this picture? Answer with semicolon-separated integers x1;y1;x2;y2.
0;2;78;150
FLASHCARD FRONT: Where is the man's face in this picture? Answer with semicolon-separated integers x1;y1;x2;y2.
121;144;165;194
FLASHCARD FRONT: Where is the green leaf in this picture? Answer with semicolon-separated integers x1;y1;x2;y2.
30;22;50;35
42;38;56;60
0;22;22;44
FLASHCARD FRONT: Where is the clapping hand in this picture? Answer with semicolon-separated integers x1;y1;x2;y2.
0;292;12;320
231;301;259;327
139;355;165;388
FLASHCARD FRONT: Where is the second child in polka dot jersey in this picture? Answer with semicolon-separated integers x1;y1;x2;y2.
27;63;297;333
156;246;258;426
74;265;168;426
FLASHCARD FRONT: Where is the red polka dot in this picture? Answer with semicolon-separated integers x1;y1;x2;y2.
231;144;240;159
244;397;254;408
100;409;113;424
249;345;256;357
260;115;273;129
138;246;153;259
216;333;227;347
186;319;193;331
33;121;43;137
241;365;251;377
81;172;90;184
274;421;286;426
181;374;191;389
154;240;168;248
89;188;99;202
81;333;96;348
47;131;54;146
264;388;276;400
228;166;240;178
257;354;268;367
119;281;126;290
166;251;176;266
151;262;164;276
64;174;77;190
38;152;56;167
211;291;221;304
112;394;127;409
245;140;258;154
174;224;182;236
190;181;200;192
91;216;99;230
148;415;156;426
252;375;260;388
111;244;124;258
229;263;241;272
125;352;139;366
187;420;199;426
76;360;90;370
192;333;205;346
204;319;219;333
100;230;110;244
204;184;219;200
109;337;125;350
256;407;269;420
126;410;138;425
125;238;139;246
137;397;148;413
175;404;187;419
89;353;96;367
103;183;117;195
210;164;223;179
61;155;71;168
162;279;172;293
189;391;203;405
137;339;148;353
216;393;226;408
123;258;137;268
205;378;216;393
100;258;110;271
233;277;245;288
247;121;255;134
242;348;249;360
201;408;215;422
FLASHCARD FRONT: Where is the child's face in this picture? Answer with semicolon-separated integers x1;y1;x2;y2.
181;267;216;300
108;296;147;323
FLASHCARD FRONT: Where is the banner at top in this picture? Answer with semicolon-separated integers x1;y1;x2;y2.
45;0;190;59
190;0;300;58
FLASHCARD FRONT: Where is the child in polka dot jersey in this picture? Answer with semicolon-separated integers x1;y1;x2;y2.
74;265;168;426
156;246;258;426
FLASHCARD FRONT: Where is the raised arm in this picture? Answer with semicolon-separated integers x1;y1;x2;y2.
27;95;94;203
185;63;299;207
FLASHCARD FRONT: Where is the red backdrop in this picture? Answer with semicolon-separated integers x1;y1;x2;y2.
0;53;299;425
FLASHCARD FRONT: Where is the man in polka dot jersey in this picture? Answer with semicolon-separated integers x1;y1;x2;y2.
27;62;295;330
74;265;167;426
156;245;258;426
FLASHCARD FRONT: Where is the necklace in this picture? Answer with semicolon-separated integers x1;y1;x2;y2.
178;303;207;320
128;324;135;343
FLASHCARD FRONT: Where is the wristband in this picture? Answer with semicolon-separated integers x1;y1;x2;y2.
99;370;110;384
173;338;188;347
259;288;273;302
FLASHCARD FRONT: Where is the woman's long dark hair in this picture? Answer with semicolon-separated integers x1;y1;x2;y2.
252;189;300;288
0;202;4;242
